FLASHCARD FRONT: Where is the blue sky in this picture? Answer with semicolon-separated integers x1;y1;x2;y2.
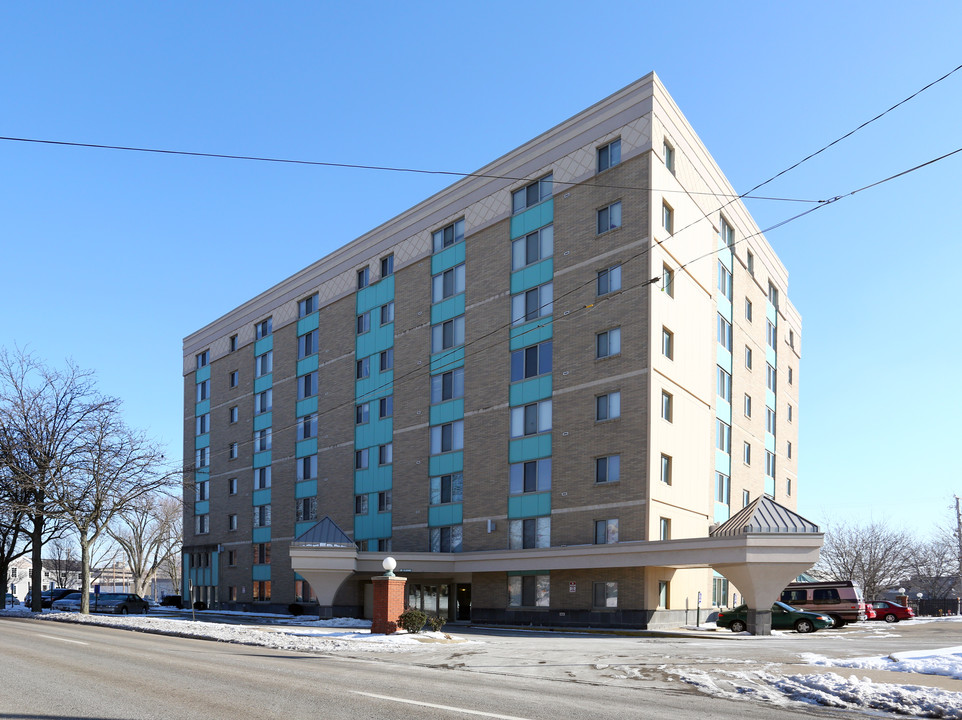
2;2;960;535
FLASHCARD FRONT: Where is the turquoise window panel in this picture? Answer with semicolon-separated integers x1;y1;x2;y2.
295;438;317;458
194;467;210;480
766;345;778;368
766;302;778;324
253;412;272;432
295;479;317;499
765;433;776;453
211;552;219;585
509;375;552;406
194;399;210;416
430;294;465;325
296;355;319;377
354;416;393;448
194;500;209;515
356;322;394;358
251;526;271;544
714;502;731;524
430;346;464;374
507;492;551;519
509;434;552;464
295;521;318;538
194;433;210;450
765;475;776;497
297;313;319;336
252;488;271;506
766;389;776;409
715;449;731;475
253;374;273;394
431;242;466;275
253;451;272;468
357;274;395;313
428;451;463;477
715;344;732;373
254;335;273;356
429;398;464;426
354;511;392;541
195;366;211;383
715;399;731;424
355;464;392;494
428;503;463;527
296;396;318;418
252;564;271;581
717;295;732;320
717;245;733;270
509;318;552;350
355;372;393;402
510;258;554;295
189;567;213;586
510;198;553;239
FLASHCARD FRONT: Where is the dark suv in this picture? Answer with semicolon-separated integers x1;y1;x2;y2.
23;588;80;609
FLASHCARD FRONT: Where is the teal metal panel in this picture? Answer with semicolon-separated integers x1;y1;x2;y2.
430;346;464;373
354;422;375;448
297;313;319;336
429;398;464;425
194;433;210;450
765;433;776;453
430;294;466;325
509;199;553;239
252;527;271;543
355;465;392;494
254;374;273;394
355;511;392;540
765;475;776;497
428;451;463;477
253;412;272;432
431;242;466;274
295;521;318;537
194;399;210;416
253;451;272;468
766;301;778;324
295;479;317;498
355;371;393;402
295;438;317;458
715;449;731;475
254;335;273;355
252;488;271;506
507;492;551;519
357;274;394;313
509;319;552;350
194;500;209;515
295;396;318;417
195;366;211;383
354;415;391;448
510;259;554;294
509;434;552;463
296;355;319;376
428;503;463;527
715;399;731;424
766;346;778;368
252;564;271;581
509;375;552;406
716;345;732;373
717;295;732;319
714;502;731;524
766;389;776;409
211;551;219;586
718;245;733;270
356;322;394;358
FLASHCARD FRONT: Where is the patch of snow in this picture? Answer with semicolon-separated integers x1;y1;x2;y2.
800;647;962;681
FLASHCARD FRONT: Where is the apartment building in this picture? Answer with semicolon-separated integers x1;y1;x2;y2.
182;73;804;627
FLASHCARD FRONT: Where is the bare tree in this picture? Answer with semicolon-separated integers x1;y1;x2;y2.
47;536;81;589
0;457;31;609
109;493;182;596
904;536;958;599
811;519;914;600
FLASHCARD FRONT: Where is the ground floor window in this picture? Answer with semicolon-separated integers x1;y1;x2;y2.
593;581;618;608
294;580;316;603
508;574;549;607
712;577;729;607
430;526;462;553
253;580;271;601
658;580;670;609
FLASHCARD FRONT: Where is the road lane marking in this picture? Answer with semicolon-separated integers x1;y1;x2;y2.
352;691;532;719
37;634;88;645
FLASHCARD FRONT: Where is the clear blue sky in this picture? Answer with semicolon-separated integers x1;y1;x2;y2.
3;2;960;535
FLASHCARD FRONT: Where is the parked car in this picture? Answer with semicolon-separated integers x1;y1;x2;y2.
4;593;19;606
52;592;149;615
717;601;834;633
870;600;914;623
779;580;874;627
24;588;80;609
51;592;88;612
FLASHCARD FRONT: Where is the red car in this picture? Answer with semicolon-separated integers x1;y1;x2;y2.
870;600;914;623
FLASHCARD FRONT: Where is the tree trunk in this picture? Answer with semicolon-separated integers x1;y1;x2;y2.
0;559;8;609
79;533;91;615
29;506;43;612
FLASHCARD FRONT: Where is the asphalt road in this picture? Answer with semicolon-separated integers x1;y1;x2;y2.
0;616;841;720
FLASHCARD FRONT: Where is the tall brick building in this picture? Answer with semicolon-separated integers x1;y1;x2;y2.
182;73;802;627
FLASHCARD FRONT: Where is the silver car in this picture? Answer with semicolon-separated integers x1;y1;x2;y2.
52;592;149;615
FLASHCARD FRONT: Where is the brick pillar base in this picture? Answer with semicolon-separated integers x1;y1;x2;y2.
371;575;406;634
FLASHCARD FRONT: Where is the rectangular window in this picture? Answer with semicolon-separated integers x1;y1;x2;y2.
378;396;393;419
255;318;272;340
380;302;394;325
356;311;371;335
380;254;394;278
659;517;671;541
432;263;466;302
743;489;751;507
432;218;466;253
229;406;238;423
597;201;622;233
765;451;776;480
254;428;272;452
255;388;272;414
252;581;271;602
713;577;729;607
378;443;393;466
766;407;776;435
716;472;730;504
195;480;209;502
510;400;551;438
431;316;465;352
255;467;271;489
195;514;209;534
298;373;317;400
430;525;463;553
721;218;735;249
380;348;394;371
595;455;620;483
430;473;464;504
767;320;777;350
508;574;549;607
597;138;621;172
717;314;732;352
745;298;753;322
255;351;273;377
378;490;392;512
768;282;779;309
354;448;369;470
662;327;674;359
511;225;553;270
356;356;370;379
509;459;551;494
716;420;731;453
595;391;621;421
298;330;318;359
787;441;793;459
593;581;618;609
512;175;552;214
788;329;795;349
430;368;465;403
744;394;752;418
661;390;673;422
596;264;622;295
718;261;733;300
662;264;674;297
228;478;237;495
228;514;238;531
357;267;369;290
767;364;777;392
229;335;238;352
663;139;675;174
195;447;208;469
196;379;210;402
743;441;752;465
511;341;551;383
355;494;368;515
296;497;318;522
787;477;792;496
196;351;209;369
745;346;753;369
253;505;271;528
195;413;209;436
355;402;369;425
594;519;618;545
228;442;238;460
660;454;672;485
430;420;464;454
788;367;794;385
662;202;673;233
747;250;755;276
659;581;669;609
297;455;317;481
228;551;237;566
787;404;793;422
717;366;732;402
298;293;318;318
511;282;553;326
596;328;621;358
509;517;550;549
229;370;239;388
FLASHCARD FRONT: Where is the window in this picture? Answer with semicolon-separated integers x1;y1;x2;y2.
716;472;730;504
196;350;209;369
229;335;238;352
195;447;208;469
594;519;618;544
227;551;237;566
255;388;272;414
256;318;272;339
744;394;752;418
659;517;671;541
787;404;793;422
747;250;755;276
745;346;753;370
787;477;792;496
595;455;620;483
660;454;672;485
511;282;553;325
378;443;393;466
255;351;273;377
593;581;618;608
718;261;733;300
430;525;463;553
663;139;675;174
298;330;318;358
228;478;237;495
297;497;317;522
713;577;729;607
431;368;465;403
228;514;238;531
380;302;394;325
659;581;669;609
596;264;622;295
767;320;777;349
509;459;551;494
195;514;209;534
743;441;752;465
380;254;394;278
508;574;549;607
431;316;465;352
597;201;622;234
298;372;317;400
255;467;271;489
432;218;465;253
195;413;209;436
298;294;318;318
721;218;735;249
357;267;369;290
765;451;776;480
430;473;464;504
254;428;272;452
378;396;393;418
788;366;794;385
356;311;370;335
510;400;551;437
356;356;370;379
512;175;552;214
745;298;753;322
743;489;751;507
597;138;621;172
716;420;731;453
229;370;239;388
355;402;369;425
512;225;553;270
430;420;464;454
787;441;793;459
662;327;674;359
766;407;776;435
229;406;238;423
380;348;394;371
717;367;732;402
297;455;317;481
661;390;673;422
432;264;465;302
253;505;271;528
768;282;779;309
355;494;368;515
717;315;732;352
196;379;210;402
509;517;550;549
767;364;777;392
662;202;673;233
355;448;369;470
378;490;392;512
596;328;621;358
253;581;271;602
788;329;795;349
595;392;621;421
229;443;238;460
662;264;674;297
195;480;209;502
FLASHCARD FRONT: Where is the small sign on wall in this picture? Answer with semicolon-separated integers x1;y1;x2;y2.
569;582;577;593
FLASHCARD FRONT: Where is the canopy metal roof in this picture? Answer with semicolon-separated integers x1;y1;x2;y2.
292;516;355;546
711;496;819;537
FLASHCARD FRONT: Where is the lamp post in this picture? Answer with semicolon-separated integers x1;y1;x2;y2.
916;592;923;616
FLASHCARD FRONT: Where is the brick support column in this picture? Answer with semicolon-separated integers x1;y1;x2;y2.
371;575;406;634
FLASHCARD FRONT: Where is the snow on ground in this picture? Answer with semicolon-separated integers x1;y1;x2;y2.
801;646;962;681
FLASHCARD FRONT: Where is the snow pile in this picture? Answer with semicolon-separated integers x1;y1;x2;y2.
801;647;962;681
